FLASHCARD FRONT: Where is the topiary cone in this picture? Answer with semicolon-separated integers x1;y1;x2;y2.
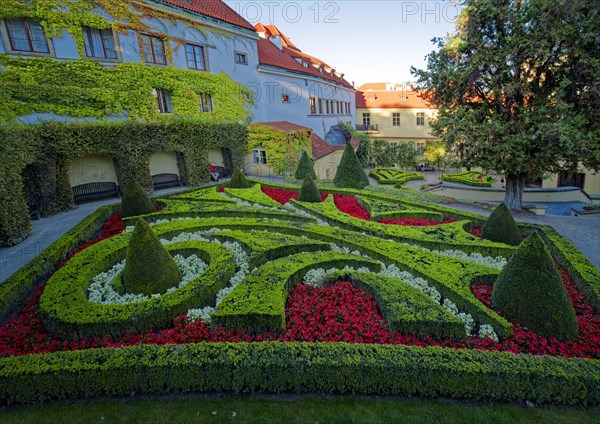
298;175;321;202
491;232;578;341
230;167;251;188
333;143;370;189
121;219;182;296
120;177;155;218
480;203;521;246
295;150;317;180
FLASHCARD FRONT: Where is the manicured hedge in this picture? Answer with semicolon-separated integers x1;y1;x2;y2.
442;171;495;187
330;271;466;339
369;168;424;185
0;342;598;405
213;251;381;333
40;239;235;340
0;120;247;246
0;205;116;321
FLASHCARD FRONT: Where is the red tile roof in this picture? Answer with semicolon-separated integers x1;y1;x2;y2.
253;121;357;160
357;82;390;91
356;90;433;109
255;24;353;88
157;0;255;31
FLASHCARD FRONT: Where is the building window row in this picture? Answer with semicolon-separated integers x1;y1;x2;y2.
361;112;427;127
2;19;248;69
153;89;213;114
309;98;351;115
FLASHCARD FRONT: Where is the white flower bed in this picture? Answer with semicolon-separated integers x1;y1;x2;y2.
88;254;207;305
478;324;499;342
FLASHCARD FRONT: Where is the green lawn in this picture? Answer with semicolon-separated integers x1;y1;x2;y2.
1;394;598;424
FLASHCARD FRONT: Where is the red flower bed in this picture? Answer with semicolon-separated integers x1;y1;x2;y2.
1;264;599;358
333;194;370;220
378;217;458;226
2;210;598;360
261;186;328;204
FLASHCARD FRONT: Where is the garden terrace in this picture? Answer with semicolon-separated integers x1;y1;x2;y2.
0;181;599;405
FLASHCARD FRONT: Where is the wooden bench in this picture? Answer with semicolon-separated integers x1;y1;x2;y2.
152;173;181;189
72;182;120;202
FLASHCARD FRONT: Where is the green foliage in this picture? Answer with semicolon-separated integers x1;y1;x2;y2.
39;236;235;340
294;151;317;180
338;122;370;167
2;342;599;405
229;167;251;189
334;144;370;189
120;178;155;218
369;168;424;186
246;125;312;176
442;171;495;187
213;251;381;333
491;233;579;341
480;203;522;246
330;271;466;339
412;0;600;208
0;56;252;124
298;175;321;203
224;184;283;208
395;143;420;169
0;205;115;319
121;219;182;296
423;140;447;169
370;139;397;167
0;120;246;245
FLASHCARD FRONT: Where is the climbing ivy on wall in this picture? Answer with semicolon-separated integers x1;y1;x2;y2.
246;125;313;176
0;120;247;246
0;56;253;124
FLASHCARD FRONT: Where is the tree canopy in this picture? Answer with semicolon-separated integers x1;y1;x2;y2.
412;0;599;209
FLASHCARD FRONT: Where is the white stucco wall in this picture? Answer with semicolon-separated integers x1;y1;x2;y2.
68;155;117;186
149;151;180;176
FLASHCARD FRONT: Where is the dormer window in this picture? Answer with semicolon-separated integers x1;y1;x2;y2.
302;62;309;68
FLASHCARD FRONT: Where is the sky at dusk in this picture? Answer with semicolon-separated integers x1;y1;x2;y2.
224;0;461;86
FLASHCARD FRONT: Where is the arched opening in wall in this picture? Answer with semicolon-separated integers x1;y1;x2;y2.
208;148;233;180
68;155;119;203
149;152;182;190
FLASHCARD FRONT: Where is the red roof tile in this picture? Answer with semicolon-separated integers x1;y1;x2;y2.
356;90;433;109
157;0;255;31
255;25;353;88
357;82;390;91
253;121;357;160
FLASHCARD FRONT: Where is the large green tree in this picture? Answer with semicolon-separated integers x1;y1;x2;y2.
412;0;599;209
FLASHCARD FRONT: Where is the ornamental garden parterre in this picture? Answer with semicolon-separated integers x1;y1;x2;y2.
1;179;599;405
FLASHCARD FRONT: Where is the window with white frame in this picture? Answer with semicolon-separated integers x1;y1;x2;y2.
416;112;425;126
235;52;248;64
416;142;425;155
253;148;267;164
199;94;213;112
392;113;401;126
363;113;370;126
153;88;172;113
141;34;167;65
4;18;50;54
186;43;206;70
83;26;117;60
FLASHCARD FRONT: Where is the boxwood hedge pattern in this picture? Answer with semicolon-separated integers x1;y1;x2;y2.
1;182;599;404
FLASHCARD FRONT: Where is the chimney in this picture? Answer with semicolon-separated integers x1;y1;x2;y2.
270;35;283;50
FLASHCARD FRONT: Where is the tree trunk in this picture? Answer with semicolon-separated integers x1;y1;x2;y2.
504;174;526;211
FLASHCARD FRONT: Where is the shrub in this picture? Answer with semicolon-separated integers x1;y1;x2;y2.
120;178;155;218
230;167;251;188
122;219;182;296
480;203;521;246
334;143;370;189
294;151;317;180
298;175;321;202
491;232;579;341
